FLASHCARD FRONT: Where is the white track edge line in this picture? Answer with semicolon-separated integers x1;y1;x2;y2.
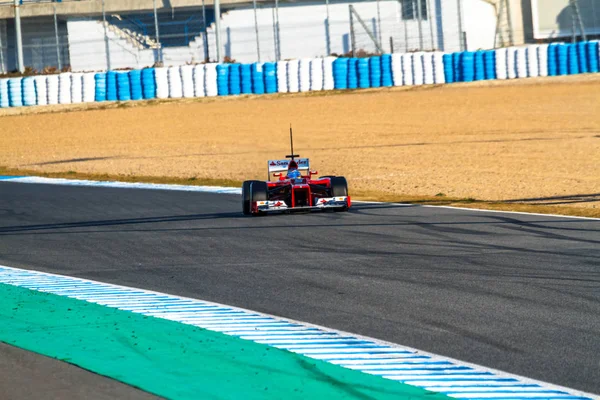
0;264;596;399
2;175;598;221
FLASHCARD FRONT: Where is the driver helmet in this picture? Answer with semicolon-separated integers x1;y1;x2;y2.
287;169;302;180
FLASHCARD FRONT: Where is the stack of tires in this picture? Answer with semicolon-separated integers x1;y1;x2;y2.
142;68;156;99
22;77;37;106
94;72;107;102
263;62;277;93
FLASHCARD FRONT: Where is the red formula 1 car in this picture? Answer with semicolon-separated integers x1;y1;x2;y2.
242;157;351;215
242;129;351;216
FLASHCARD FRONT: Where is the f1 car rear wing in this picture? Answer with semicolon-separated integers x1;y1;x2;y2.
267;158;310;173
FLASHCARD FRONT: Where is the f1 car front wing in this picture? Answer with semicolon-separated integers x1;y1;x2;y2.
253;196;350;213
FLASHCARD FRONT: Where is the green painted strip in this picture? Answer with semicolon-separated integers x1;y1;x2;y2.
0;283;450;399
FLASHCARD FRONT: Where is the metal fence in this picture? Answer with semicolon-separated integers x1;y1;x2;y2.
1;0;595;74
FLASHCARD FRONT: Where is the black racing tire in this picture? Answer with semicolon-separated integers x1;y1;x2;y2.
330;177;349;212
330;177;348;197
242;180;263;215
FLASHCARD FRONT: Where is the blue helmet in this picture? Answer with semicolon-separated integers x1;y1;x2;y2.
287;169;302;180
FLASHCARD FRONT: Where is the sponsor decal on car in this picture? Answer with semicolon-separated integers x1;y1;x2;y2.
267;159;310;172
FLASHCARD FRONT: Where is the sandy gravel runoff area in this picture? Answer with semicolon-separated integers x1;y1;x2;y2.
1;74;599;209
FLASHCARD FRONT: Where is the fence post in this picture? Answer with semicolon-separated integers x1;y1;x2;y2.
153;0;162;64
427;0;434;50
349;5;355;57
13;0;24;73
53;2;62;70
102;0;111;70
275;0;281;61
214;0;222;62
417;0;423;50
457;0;464;51
376;0;383;52
325;0;331;55
0;20;5;74
253;0;261;62
202;0;209;62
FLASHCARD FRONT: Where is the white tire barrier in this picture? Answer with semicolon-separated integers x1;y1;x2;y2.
154;67;169;99
299;59;311;92
287;59;300;93
71;73;83;104
47;75;59;105
538;44;549;77
412;52;424;85
58;73;72;104
433;52;446;84
323;57;335;90
391;53;403;86
34;76;48;106
82;72;96;103
507;48;517;79
204;63;218;97
168;66;183;98
526;45;540;78
276;61;288;93
310;58;324;91
402;53;413;85
495;48;508;80
180;65;195;98
193;65;206;97
422;53;435;85
515;47;528;78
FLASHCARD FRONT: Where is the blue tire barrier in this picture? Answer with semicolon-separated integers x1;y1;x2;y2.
442;54;454;83
461;52;475;82
452;52;461;82
263;62;277;94
333;58;349;89
216;64;229;96
381;54;393;87
22;77;37;106
229;63;241;95
141;68;156;99
484;50;496;80
556;44;568;76
94;73;107;102
588;41;600;73
577;41;588;74
116;72;131;101
251;63;265;94
474;51;485;81
347;58;358;89
8;78;23;107
357;58;370;89
240;64;252;94
106;71;118;101
0;79;8;108
368;56;382;88
547;44;558;76
128;70;143;101
567;44;579;75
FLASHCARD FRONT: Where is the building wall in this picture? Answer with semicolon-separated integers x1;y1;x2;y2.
531;0;600;39
2;16;69;72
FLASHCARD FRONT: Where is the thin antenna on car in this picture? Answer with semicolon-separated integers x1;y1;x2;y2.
286;124;300;160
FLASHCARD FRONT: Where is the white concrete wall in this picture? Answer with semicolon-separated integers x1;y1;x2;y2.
64;0;497;71
463;0;497;50
67;19;155;72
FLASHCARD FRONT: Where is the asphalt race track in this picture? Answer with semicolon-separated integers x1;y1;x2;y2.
1;181;599;395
